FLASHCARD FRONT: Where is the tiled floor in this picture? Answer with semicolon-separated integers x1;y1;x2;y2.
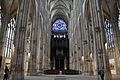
25;75;97;80
112;75;120;80
0;74;119;80
25;75;120;80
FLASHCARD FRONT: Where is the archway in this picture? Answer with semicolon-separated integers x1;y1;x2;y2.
50;19;69;70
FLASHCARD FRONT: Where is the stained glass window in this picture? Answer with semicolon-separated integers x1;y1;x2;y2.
104;18;115;48
52;19;67;32
0;6;1;29
4;18;16;58
118;9;120;30
104;18;115;59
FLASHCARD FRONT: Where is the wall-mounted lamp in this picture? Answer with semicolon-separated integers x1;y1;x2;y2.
105;43;108;49
82;56;84;61
90;53;93;59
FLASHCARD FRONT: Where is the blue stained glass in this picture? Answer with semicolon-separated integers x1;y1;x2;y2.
52;19;67;32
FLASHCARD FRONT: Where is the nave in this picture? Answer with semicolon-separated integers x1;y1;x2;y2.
0;0;120;80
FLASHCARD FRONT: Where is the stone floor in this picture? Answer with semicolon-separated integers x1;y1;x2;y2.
112;75;120;80
0;74;119;80
25;75;120;80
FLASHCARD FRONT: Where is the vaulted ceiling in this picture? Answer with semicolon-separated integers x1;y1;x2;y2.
48;0;73;23
1;0;119;22
2;0;18;18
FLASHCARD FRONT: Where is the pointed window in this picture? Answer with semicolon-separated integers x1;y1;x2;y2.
4;18;16;58
0;6;1;28
104;18;115;48
52;19;67;32
118;9;120;30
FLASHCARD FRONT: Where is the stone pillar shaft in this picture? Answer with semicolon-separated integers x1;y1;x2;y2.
89;0;112;80
0;10;9;79
29;11;38;74
11;0;31;80
89;0;100;71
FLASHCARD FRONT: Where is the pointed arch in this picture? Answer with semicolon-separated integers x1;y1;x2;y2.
52;19;67;32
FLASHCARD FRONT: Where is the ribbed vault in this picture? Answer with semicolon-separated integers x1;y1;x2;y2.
49;0;72;24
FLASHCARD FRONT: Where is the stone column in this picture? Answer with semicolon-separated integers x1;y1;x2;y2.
36;15;42;72
41;17;45;71
0;10;9;79
79;12;84;73
69;16;73;70
96;0;112;80
11;0;31;80
89;1;102;78
89;0;99;75
29;7;39;75
46;14;51;70
89;0;112;79
43;11;49;70
111;1;120;74
38;16;44;72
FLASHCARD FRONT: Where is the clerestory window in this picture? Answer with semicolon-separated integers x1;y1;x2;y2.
0;6;1;29
118;9;120;30
52;19;67;32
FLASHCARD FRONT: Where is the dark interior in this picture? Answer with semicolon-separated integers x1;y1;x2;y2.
50;34;69;70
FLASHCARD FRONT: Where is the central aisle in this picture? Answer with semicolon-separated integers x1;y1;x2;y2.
25;75;98;80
